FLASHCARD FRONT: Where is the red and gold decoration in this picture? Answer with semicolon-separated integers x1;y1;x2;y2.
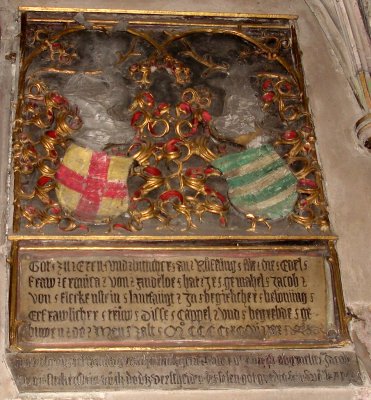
259;74;329;230
113;88;228;231
12;19;330;233
13;80;83;230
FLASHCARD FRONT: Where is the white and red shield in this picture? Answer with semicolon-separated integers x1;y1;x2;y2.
55;144;133;223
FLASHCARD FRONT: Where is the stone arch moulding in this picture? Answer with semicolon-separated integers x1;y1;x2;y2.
305;0;371;151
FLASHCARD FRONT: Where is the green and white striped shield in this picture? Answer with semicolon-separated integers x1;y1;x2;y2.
212;144;297;220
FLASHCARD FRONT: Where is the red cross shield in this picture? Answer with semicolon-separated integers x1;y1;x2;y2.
55;144;133;223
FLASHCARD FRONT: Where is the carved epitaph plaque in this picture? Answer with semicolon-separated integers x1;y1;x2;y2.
11;245;340;350
6;9;353;392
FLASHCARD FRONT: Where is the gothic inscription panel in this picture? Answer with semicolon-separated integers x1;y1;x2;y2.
7;350;362;391
14;247;329;349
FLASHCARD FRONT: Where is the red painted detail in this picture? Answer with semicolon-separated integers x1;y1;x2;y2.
131;111;143;127
160;190;183;202
283;130;298;140
204;167;216;175
202;110;212;123
46;130;58;138
214;191;227;204
49;150;58;158
204;185;212;195
27;145;37;154
185;168;193;177
158;103;169;111
113;223;129;230
37;176;53;186
185;167;203;177
56;152;128;220
113;223;124;228
204;185;226;204
262;91;275;102
50;207;61;214
165;138;181;152
50;93;68;105
262;79;273;90
133;190;142;199
178;102;191;114
144;166;162;176
302;125;313;133
148;122;156;135
25;206;37;214
183;117;198;137
51;42;61;48
47;110;54;121
298;178;318;189
142;92;154;107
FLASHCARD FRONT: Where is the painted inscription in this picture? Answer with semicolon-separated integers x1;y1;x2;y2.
7;350;362;391
16;250;327;348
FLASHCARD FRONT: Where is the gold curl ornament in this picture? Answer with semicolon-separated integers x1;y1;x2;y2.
125;88;228;231
14;81;82;230
258;71;330;232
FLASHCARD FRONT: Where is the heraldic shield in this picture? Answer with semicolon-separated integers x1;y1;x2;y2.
212;144;298;221
55;144;133;223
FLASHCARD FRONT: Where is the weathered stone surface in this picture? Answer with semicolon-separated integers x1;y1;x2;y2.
7;350;362;392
